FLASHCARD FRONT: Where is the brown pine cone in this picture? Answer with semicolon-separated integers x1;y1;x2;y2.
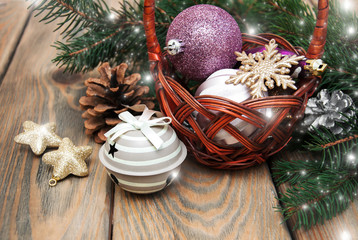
79;62;155;143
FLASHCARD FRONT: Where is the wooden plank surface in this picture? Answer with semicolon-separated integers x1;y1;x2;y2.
112;156;291;239
0;5;111;240
0;0;30;80
275;151;358;240
1;0;358;239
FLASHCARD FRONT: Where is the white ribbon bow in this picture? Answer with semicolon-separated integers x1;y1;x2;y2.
104;108;172;150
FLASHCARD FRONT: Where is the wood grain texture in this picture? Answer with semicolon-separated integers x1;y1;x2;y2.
275;151;358;240
0;7;111;240
1;1;358;239
112;156;291;240
0;1;30;81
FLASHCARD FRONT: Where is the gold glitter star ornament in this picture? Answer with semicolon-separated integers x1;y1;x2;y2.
42;138;92;186
14;121;62;155
226;39;305;98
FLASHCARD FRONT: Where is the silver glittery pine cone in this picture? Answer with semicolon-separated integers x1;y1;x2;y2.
302;89;356;135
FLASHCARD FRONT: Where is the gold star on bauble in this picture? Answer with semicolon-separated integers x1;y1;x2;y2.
42;138;92;186
14;121;62;155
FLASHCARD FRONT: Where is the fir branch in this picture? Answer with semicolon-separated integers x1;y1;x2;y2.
31;0;111;39
321;134;358;149
319;71;358;99
54;0;96;21
275;113;358;230
274;152;358;230
319;0;358;77
254;0;316;48
307;135;354;169
68;28;122;57
52;23;145;73
277;170;358;230
275;111;358;230
267;0;304;18
302;111;358;167
273;158;324;186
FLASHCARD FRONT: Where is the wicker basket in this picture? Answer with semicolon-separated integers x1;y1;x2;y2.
143;0;329;169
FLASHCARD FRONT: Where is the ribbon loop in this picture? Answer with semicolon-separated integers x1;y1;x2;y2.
104;108;172;150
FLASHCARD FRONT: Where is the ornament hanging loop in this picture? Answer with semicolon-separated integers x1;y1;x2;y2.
49;176;60;187
164;39;184;55
304;59;327;76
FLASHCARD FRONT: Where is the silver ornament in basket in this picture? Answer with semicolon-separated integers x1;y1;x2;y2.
303;89;356;135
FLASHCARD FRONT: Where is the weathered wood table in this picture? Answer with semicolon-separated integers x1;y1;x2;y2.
1;1;358;239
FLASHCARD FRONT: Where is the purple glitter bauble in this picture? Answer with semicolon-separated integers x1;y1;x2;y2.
166;4;242;81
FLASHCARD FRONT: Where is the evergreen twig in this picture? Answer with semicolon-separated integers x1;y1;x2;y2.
273;157;358;230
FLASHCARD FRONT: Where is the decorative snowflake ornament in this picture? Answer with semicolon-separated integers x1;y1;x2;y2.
226;39;305;98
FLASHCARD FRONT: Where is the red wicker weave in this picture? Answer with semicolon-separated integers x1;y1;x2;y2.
143;0;329;169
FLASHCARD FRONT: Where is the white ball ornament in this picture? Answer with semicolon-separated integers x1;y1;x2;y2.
195;69;268;146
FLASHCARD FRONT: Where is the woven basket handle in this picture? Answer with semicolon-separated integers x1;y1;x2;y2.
143;0;329;60
306;0;329;59
143;0;162;62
